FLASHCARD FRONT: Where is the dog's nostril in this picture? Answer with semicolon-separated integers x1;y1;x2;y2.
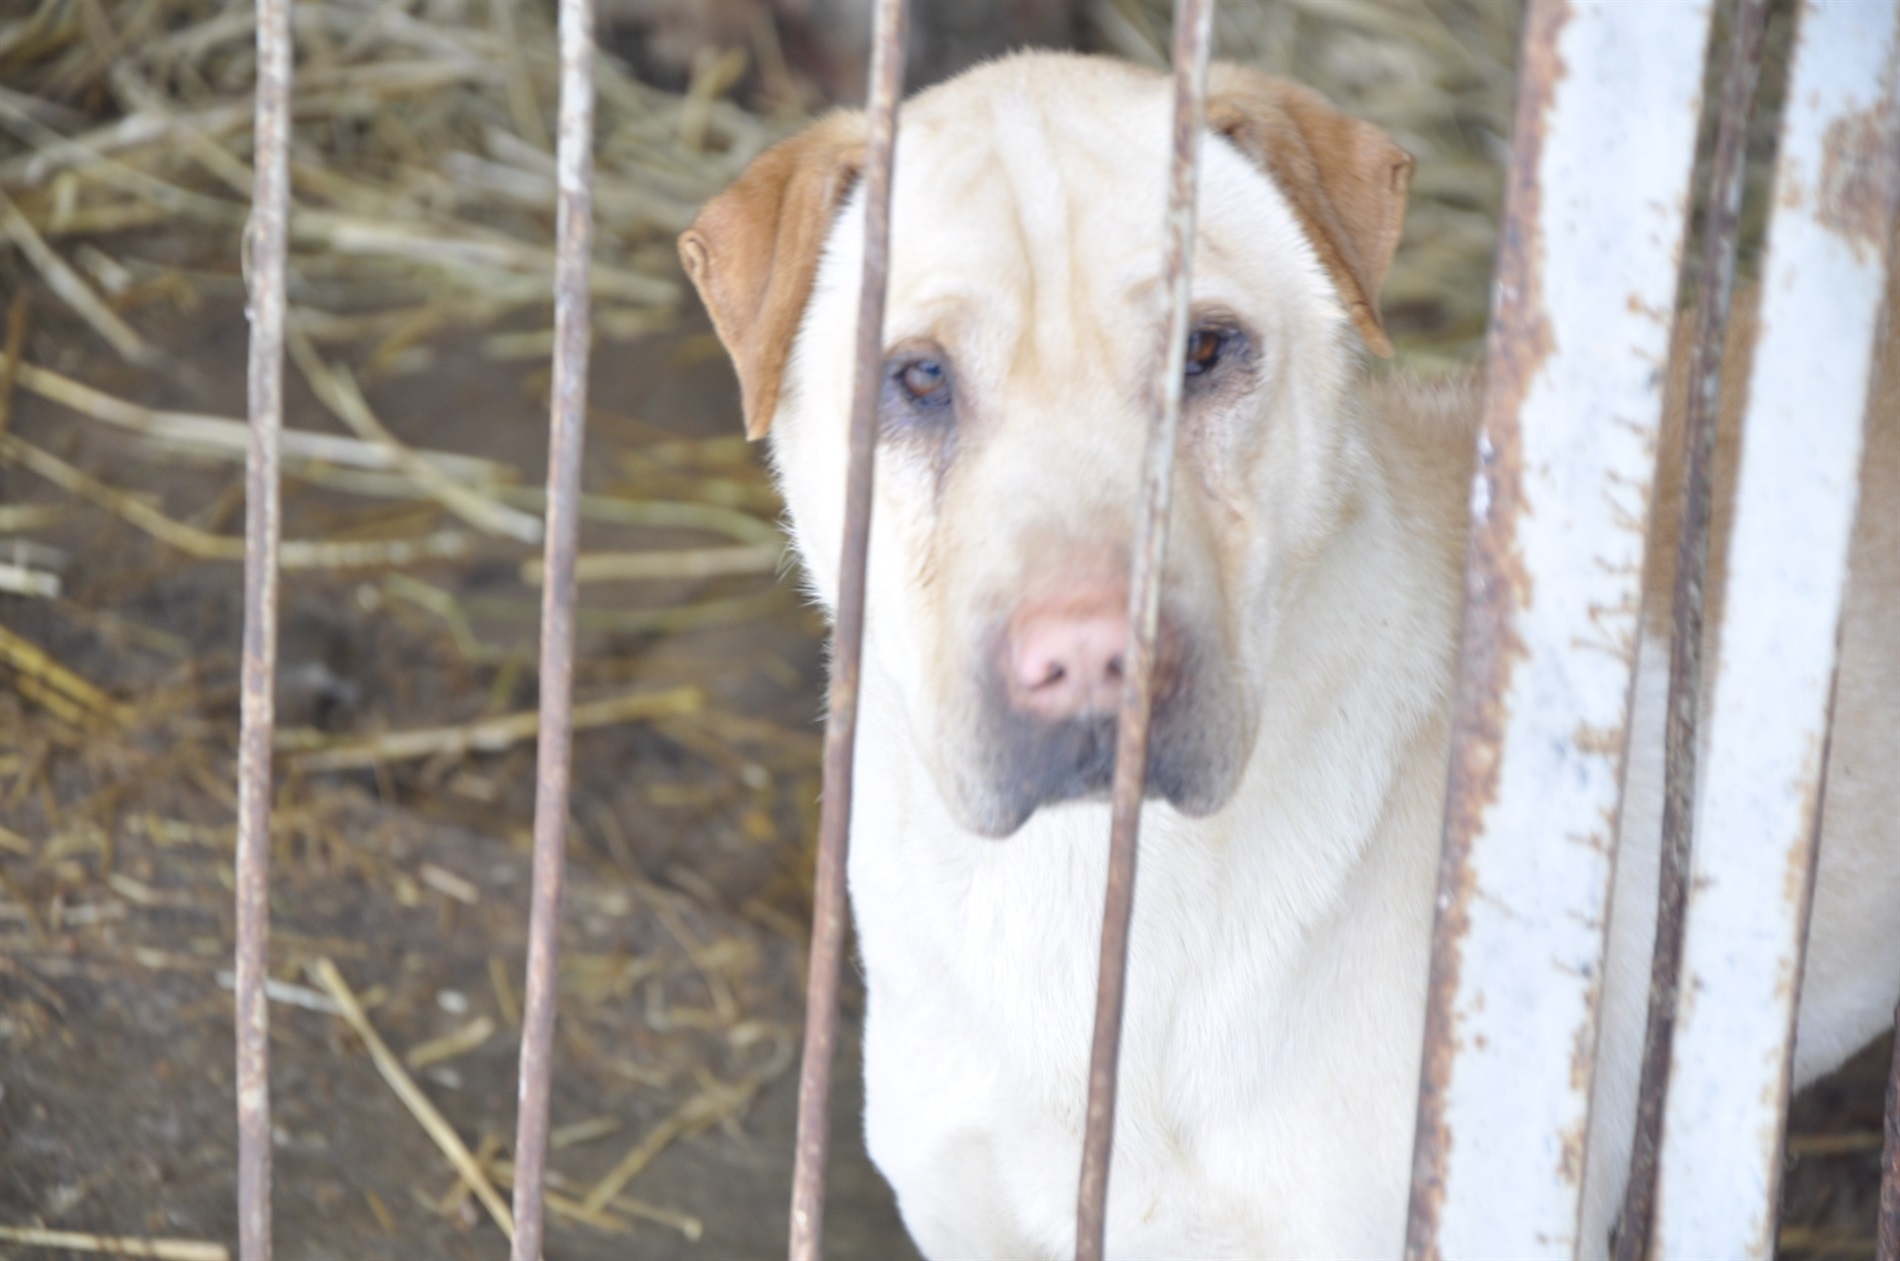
1005;589;1136;718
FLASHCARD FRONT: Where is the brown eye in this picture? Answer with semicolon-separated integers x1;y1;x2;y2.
1185;328;1225;377
896;358;951;408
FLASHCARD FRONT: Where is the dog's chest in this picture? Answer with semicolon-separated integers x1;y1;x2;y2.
847;741;1418;1257
853;821;1236;1252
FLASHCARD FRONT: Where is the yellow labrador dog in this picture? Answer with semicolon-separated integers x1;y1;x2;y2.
681;53;1900;1258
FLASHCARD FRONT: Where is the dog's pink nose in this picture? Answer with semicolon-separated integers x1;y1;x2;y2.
1007;590;1131;721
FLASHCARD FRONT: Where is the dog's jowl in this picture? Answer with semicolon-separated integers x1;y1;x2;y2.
681;52;1900;1259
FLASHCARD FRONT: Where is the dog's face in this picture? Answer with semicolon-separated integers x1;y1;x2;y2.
683;55;1412;836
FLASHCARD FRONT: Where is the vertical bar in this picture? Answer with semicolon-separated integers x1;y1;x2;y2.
506;0;594;1253
236;0;292;1255
1652;2;1900;1253
1073;4;1214;1259
786;1;906;1257
1882;1001;1900;1261
1405;2;1713;1256
1614;4;1771;1257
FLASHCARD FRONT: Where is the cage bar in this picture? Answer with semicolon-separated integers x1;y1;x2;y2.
505;0;598;1254
1652;2;1900;1254
1882;1002;1900;1261
1073;3;1215;1259
786;2;908;1258
1614;4;1772;1257
1405;2;1714;1255
235;0;294;1255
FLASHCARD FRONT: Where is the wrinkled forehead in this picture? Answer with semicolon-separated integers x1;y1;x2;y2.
865;60;1322;351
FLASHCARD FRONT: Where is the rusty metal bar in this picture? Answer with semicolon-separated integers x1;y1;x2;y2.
1073;4;1214;1258
506;0;595;1253
1404;2;1713;1255
1652;2;1900;1253
1882;1001;1900;1261
235;0;293;1254
1614;4;1771;1257
786;0;907;1257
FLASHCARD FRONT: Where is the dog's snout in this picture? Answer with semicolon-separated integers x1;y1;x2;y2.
1007;591;1131;721
1003;585;1189;725
973;586;1214;834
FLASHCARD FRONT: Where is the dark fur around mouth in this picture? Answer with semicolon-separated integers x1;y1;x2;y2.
965;642;1233;838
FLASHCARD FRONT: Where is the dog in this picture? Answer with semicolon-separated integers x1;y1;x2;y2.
680;52;1900;1258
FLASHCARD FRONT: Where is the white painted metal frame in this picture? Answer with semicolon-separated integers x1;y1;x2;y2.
1410;2;1714;1255
1654;3;1900;1255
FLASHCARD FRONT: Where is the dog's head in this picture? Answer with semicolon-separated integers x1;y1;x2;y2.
682;54;1412;837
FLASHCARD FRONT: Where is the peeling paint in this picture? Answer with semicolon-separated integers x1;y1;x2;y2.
1407;0;1714;1254
1819;101;1900;257
1403;4;1565;1252
1653;1;1900;1254
1574;721;1627;758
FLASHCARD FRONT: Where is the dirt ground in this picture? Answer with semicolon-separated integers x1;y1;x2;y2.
0;283;919;1258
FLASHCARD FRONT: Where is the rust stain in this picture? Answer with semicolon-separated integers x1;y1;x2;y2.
1573;721;1625;759
1786;728;1831;908
1877;1000;1900;1259
1777;727;1833;1000
1625;290;1669;324
1676;969;1699;1026
1405;1;1568;1255
1818;100;1900;259
1753;1050;1802;1261
1559;1124;1586;1189
1754;708;1842;1247
1568;981;1601;1096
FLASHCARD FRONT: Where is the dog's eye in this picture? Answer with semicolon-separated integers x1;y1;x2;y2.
1185;328;1226;377
892;357;952;409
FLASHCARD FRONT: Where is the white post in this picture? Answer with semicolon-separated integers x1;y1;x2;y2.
1408;2;1714;1255
1654;2;1900;1255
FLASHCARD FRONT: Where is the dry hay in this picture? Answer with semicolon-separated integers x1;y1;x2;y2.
0;0;810;611
0;0;813;601
0;0;803;363
0;1;823;1251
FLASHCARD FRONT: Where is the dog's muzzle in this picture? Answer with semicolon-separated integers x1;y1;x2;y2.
951;584;1239;837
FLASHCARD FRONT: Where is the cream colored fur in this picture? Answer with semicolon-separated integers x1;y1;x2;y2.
698;53;1900;1259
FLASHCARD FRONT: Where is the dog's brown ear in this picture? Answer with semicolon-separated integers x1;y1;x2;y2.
679;112;868;439
1206;66;1413;357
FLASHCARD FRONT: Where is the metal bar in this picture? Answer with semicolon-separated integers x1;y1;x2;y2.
1614;4;1771;1257
1074;4;1214;1258
235;0;293;1254
506;0;595;1252
786;0;907;1257
1404;2;1713;1255
1882;1000;1900;1261
1653;1;1900;1253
